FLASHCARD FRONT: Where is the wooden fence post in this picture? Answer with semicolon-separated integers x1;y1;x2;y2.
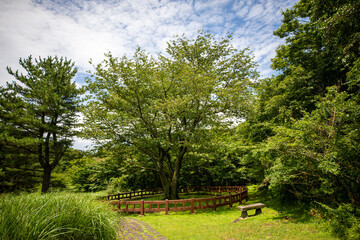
140;200;144;216
213;196;217;211
229;193;232;208
165;199;169;215
191;198;195;214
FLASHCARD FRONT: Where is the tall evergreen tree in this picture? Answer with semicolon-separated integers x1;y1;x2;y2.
0;56;82;193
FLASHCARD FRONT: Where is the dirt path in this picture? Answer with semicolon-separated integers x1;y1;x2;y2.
118;217;168;240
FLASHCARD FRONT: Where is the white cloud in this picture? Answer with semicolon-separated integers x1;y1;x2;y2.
247;4;264;19
194;0;232;12
0;0;297;82
0;0;298;148
235;4;250;18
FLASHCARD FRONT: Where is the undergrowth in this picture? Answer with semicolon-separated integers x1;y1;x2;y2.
0;192;119;240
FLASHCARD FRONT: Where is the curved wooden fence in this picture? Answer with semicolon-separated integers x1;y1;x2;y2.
102;186;248;216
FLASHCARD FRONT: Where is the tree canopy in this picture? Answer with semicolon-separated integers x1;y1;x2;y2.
83;32;258;199
257;0;360;123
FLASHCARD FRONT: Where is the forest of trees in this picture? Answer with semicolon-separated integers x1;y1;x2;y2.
0;0;359;238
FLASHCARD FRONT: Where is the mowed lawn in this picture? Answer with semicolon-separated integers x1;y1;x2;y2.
128;187;337;240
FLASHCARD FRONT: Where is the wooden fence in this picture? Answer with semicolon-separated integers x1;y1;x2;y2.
101;186;246;201
102;186;248;216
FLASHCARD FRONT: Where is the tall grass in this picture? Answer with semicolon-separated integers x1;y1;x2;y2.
0;192;119;240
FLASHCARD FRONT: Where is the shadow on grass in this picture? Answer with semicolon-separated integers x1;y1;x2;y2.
246;186;313;223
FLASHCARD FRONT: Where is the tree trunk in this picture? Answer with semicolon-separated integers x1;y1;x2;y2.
170;179;179;199
162;183;178;200
170;161;181;199
159;169;178;199
161;178;171;199
156;146;187;200
41;166;52;194
160;146;187;200
170;146;187;199
157;166;179;199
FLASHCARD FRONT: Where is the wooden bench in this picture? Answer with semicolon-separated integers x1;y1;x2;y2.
237;203;265;218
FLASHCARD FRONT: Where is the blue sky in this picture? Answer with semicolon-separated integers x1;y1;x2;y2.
0;0;297;149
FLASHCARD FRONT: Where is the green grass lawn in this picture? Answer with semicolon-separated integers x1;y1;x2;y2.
125;186;337;240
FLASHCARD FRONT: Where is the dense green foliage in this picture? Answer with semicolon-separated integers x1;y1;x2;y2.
0;192;118;239
253;0;360;206
241;0;360;238
262;0;360;121
83;31;258;199
324;203;360;240
0;56;82;193
61;149;161;193
262;88;360;206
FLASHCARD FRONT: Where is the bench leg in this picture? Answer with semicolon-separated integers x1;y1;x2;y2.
255;208;262;215
241;211;248;218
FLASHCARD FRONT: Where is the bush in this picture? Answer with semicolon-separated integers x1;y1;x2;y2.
65;157;110;192
106;175;129;194
326;204;360;240
0;192;119;239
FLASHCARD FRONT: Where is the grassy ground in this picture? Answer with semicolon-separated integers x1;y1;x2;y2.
124;186;337;240
0;188;338;239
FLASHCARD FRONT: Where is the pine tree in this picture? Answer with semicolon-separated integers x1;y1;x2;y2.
0;56;82;193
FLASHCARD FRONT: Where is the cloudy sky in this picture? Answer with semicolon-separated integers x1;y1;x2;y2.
0;0;297;149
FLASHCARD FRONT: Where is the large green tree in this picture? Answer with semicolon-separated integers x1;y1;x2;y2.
83;32;258;199
0;56;82;193
258;0;360;122
252;0;360;209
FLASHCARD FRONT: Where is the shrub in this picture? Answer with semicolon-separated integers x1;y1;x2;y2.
65;157;109;192
0;192;119;239
106;175;129;194
326;204;360;240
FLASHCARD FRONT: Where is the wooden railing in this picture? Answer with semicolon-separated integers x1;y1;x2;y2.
101;186;248;216
101;186;246;201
